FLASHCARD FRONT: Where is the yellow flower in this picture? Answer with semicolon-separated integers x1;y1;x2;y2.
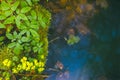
12;68;18;73
0;77;2;80
34;59;38;66
3;59;9;66
41;55;45;59
38;68;44;72
2;59;11;67
31;66;35;70
21;57;27;62
5;78;10;80
38;62;45;67
22;63;27;70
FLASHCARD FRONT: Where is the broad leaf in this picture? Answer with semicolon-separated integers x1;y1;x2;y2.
11;1;20;11
4;16;15;24
21;37;29;42
0;23;5;28
21;7;31;13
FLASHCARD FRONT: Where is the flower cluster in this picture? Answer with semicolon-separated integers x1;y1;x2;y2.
12;57;45;74
2;59;12;68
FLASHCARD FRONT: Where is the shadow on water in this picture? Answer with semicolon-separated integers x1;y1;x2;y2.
41;0;120;80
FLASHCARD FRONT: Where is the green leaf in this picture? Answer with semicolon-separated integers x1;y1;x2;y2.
4;10;13;17
11;1;20;11
4;16;15;24
21;7;31;13
29;29;39;38
31;10;37;20
26;0;33;6
18;14;28;20
6;33;13;40
1;1;10;11
12;56;19;62
8;42;16;48
13;43;23;55
0;23;5;28
33;46;38;52
15;15;21;28
40;20;46;28
21;37;29;42
0;15;6;20
0;36;5;41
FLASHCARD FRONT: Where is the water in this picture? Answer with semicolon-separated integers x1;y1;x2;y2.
43;0;120;80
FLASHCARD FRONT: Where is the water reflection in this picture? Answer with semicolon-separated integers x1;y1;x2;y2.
43;0;120;80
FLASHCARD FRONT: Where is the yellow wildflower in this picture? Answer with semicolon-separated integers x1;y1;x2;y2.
38;68;44;72
41;55;45;59
3;59;11;67
31;66;35;70
12;68;18;73
0;77;2;80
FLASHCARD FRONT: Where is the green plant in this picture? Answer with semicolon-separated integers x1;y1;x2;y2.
65;35;80;45
0;0;51;79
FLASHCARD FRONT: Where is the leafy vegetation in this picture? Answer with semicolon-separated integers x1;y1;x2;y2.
0;0;51;79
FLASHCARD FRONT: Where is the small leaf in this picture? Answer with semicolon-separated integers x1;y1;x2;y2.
13;43;23;55
8;42;16;48
4;16;15;24
29;29;39;38
11;1;20;11
18;14;28;20
4;10;13;17
0;36;5;41
1;1;10;11
12;56;19;61
21;37;29;42
15;15;21;28
0;15;6;20
31;10;37;20
33;46;38;52
26;0;33;6
6;33;13;40
0;23;5;28
21;7;31;13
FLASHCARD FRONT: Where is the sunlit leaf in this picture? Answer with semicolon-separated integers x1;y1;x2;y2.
6;33;13;40
4;16;15;24
26;0;33;6
1;1;10;11
21;7;31;13
11;1;20;11
18;14;28;20
0;15;6;20
13;43;23;55
4;10;13;17
8;42;16;48
31;10;37;20
0;23;5;28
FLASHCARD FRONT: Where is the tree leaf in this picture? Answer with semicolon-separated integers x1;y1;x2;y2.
1;1;10;11
11;1;20;11
4;16;15;24
6;33;13;40
0;23;5;28
0;36;5;41
21;7;31;13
